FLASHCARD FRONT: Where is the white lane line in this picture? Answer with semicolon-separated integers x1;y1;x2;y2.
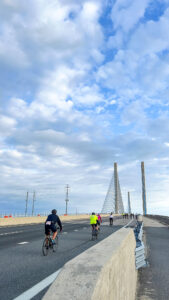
13;268;61;300
74;229;78;232
0;231;23;236
63;232;67;234
18;242;29;245
123;219;134;228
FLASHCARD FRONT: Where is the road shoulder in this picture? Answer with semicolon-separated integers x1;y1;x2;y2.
136;217;169;300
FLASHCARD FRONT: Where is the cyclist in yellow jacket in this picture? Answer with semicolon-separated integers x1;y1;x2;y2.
90;212;98;231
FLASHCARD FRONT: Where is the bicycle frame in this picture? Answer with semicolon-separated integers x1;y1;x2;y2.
42;234;58;256
91;224;98;240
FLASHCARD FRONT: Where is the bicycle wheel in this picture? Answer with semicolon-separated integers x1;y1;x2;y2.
92;228;97;240
91;228;94;240
52;236;59;252
42;238;49;256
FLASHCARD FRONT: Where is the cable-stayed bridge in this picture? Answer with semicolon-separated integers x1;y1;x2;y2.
101;162;124;214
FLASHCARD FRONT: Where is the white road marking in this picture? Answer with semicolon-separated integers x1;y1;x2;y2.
63;232;67;234
18;242;29;245
123;219;134;228
13;268;61;300
0;231;23;236
74;229;78;232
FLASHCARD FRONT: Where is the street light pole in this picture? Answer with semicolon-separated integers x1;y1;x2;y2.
25;192;28;216
141;162;147;216
65;184;70;215
32;191;36;216
128;191;131;214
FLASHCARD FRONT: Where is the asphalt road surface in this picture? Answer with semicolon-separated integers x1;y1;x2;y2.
0;216;135;300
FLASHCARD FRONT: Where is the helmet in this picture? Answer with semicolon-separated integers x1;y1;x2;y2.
92;212;95;215
52;209;57;214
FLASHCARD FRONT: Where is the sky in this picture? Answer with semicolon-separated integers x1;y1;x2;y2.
1;0;169;216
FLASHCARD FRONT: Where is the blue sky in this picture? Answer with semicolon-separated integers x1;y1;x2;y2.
1;0;169;215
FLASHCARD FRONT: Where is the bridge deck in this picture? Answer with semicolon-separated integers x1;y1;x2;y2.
137;217;169;300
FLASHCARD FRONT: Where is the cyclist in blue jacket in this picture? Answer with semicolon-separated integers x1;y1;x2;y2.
45;209;62;244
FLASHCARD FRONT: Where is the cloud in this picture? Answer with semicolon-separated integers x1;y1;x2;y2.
111;0;150;33
129;8;169;55
0;114;17;136
0;25;29;68
1;0;169;215
146;117;169;140
0;0;104;101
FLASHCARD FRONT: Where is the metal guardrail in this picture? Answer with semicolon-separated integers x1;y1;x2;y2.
134;222;147;269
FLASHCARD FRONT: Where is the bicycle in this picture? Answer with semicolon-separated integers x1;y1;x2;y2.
42;234;59;256
91;225;98;241
97;221;101;232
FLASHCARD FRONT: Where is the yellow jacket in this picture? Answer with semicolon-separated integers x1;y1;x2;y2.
90;215;98;225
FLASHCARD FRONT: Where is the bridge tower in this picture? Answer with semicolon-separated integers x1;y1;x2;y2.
128;191;131;214
101;162;124;214
141;161;147;215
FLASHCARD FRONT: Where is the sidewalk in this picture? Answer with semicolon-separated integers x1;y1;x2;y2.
136;217;169;300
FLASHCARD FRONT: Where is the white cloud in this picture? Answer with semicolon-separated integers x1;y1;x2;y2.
111;0;150;32
0;25;29;68
1;0;169;215
107;30;124;49
96;106;104;114
0;115;17;136
7;98;28;119
129;8;169;55
120;101;147;126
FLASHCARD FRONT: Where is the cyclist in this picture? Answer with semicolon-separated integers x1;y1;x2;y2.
45;209;62;244
97;213;102;230
90;212;98;231
109;212;113;226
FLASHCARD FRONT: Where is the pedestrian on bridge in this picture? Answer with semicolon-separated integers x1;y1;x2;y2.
109;212;113;226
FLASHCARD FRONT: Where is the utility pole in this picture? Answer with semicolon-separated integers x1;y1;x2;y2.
114;162;118;214
141;162;147;215
25;192;28;216
65;184;70;215
32;191;36;216
128;192;131;214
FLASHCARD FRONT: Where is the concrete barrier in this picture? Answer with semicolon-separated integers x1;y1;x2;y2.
43;227;137;300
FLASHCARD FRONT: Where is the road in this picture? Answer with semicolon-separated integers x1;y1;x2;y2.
0;216;135;300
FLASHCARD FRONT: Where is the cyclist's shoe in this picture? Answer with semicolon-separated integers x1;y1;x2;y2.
52;239;56;245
